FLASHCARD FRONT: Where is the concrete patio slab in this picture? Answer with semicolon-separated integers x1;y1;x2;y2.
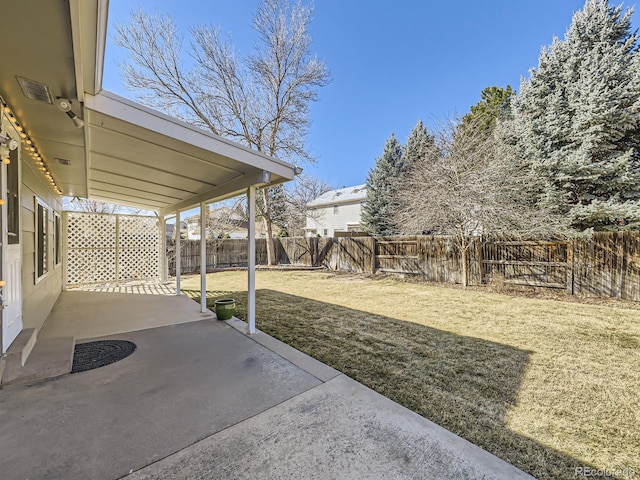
128;374;533;480
0;320;322;480
226;317;341;382
1;335;74;385
39;291;214;340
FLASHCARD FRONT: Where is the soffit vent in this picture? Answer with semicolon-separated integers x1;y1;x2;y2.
55;158;71;166
16;77;53;104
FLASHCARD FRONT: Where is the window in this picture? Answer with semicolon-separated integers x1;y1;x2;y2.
36;199;48;279
323;228;328;236
7;147;19;244
333;205;339;214
54;213;61;266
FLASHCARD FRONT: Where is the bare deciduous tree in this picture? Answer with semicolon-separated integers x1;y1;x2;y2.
115;0;330;264
395;118;566;286
63;197;146;215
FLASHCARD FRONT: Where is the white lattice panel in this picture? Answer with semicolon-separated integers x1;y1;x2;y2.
67;249;117;285
119;216;159;249
65;212;159;286
66;213;116;249
118;248;159;280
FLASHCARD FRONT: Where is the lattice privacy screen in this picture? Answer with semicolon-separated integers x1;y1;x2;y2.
65;212;159;286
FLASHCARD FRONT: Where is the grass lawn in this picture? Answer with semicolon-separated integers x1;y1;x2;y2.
181;270;639;480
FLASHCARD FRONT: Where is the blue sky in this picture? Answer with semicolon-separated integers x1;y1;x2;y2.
104;0;605;189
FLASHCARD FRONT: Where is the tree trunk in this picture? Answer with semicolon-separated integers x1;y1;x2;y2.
264;218;276;265
261;189;277;266
461;245;469;287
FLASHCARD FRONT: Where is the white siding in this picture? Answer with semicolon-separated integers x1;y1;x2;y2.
306;200;363;236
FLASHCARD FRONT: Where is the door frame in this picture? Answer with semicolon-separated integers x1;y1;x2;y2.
1;123;23;353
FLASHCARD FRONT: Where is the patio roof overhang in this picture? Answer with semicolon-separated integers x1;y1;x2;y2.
0;0;296;213
84;91;296;215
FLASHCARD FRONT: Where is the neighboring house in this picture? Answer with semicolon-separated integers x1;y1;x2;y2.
305;184;367;237
165;221;187;240
0;1;297;377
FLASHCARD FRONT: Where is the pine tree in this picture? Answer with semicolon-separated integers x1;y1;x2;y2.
512;0;640;231
461;85;515;136
257;184;288;235
362;134;404;235
402;120;435;172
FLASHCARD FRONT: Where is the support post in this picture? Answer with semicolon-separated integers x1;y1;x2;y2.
115;215;120;285
247;186;256;334
175;210;181;295
200;202;207;313
160;215;167;283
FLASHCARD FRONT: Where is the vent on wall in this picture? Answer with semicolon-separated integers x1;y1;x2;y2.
16;77;53;104
55;158;71;166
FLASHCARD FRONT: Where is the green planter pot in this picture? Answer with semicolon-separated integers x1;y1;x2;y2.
214;298;236;321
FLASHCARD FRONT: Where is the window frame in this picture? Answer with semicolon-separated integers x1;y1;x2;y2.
54;212;61;267
35;197;49;282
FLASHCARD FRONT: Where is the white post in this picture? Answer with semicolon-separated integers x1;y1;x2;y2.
175;210;181;295
200;202;207;313
247;186;256;334
160;215;167;283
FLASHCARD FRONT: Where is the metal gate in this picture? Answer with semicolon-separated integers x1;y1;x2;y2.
64;212;159;287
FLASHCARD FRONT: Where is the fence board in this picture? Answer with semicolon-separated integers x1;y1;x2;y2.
481;236;569;289
162;232;640;300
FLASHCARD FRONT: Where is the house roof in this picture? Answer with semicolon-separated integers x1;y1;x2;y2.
307;184;367;207
0;0;296;213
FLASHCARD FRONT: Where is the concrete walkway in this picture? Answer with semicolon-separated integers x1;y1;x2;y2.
0;292;534;480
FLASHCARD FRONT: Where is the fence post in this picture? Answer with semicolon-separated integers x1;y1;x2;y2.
369;236;377;274
471;237;483;286
567;239;574;295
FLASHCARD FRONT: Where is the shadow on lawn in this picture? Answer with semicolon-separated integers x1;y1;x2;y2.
186;288;601;480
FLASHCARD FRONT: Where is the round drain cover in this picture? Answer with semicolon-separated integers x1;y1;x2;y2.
71;340;137;374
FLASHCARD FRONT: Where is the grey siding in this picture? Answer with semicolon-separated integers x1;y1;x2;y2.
21;156;63;331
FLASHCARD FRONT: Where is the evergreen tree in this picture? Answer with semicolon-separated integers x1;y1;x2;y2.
461;85;515;136
362;134;404;235
511;0;640;231
257;184;288;235
402;119;435;172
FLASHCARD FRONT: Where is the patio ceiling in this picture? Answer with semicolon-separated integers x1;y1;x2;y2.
0;0;296;213
84;91;295;214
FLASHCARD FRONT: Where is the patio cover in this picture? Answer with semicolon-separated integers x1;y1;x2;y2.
83;91;296;214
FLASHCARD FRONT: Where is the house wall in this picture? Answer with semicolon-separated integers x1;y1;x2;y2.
306;200;363;237
20;152;63;332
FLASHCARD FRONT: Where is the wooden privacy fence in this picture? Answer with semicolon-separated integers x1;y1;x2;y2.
168;232;640;301
481;239;569;289
571;231;640;299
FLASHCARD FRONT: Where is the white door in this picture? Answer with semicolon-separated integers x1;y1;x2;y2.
1;144;23;353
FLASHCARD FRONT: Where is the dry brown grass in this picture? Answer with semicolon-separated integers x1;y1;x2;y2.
181;270;640;480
